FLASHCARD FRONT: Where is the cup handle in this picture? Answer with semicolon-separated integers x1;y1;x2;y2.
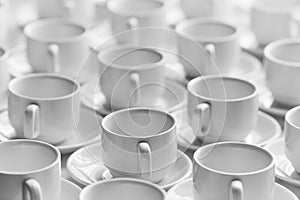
23;179;42;200
23;104;40;139
230;180;243;200
137;142;152;179
48;43;60;73
290;13;300;37
126;17;139;45
63;0;76;17
192;103;210;138
129;72;140;106
204;43;216;61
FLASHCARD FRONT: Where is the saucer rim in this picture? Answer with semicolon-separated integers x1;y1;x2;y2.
177;111;282;151
66;143;193;190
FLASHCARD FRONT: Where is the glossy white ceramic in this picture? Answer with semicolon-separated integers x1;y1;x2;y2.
61;179;81;200
0;47;9;111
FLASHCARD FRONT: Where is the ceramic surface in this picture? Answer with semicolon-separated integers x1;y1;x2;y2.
66;144;192;190
61;179;81;200
0;48;9;112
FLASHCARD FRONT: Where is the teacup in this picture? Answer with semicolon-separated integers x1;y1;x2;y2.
36;0;93;26
0;47;9;109
107;0;168;46
285;106;300;173
24;18;91;82
8;73;81;145
187;75;258;143
176;18;240;78
101;107;177;183
264;39;300;106
193;142;275;200
251;0;300;46
0;139;61;200
98;45;166;110
79;178;167;200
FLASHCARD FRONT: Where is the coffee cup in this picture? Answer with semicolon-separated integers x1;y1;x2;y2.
264;39;300;106
251;0;300;46
8;73;81;145
101;107;177;183
284;106;300;173
187;75;258;143
0;139;61;200
176;18;240;78
98;45;166;110
79;178;167;200
193;142;275;200
0;47;9;109
107;0;168;46
24;18;92;83
36;0;93;26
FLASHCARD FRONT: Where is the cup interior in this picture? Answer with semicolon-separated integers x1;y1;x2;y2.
188;77;256;101
102;109;174;137
25;20;85;41
195;143;273;174
100;46;162;69
9;75;78;99
81;179;165;200
267;42;300;63
0;141;58;173
286;106;300;128
109;0;163;13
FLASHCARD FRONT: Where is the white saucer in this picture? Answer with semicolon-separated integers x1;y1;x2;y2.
80;78;187;116
61;179;81;200
167;178;298;200
0;107;103;154
174;108;282;152
66;143;193;190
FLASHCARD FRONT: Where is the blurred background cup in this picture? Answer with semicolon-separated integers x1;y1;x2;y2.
101;108;177;183
187;75;258;144
79;178;167;200
193;142;275;200
107;0;169;47
98;45;166;110
285;106;300;173
0;47;9;110
251;0;300;46
24;18;93;83
264;38;300;106
36;0;93;26
8;73;81;145
0;139;61;200
176;18;240;78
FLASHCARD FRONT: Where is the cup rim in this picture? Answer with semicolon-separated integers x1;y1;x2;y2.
8;73;80;101
107;0;166;17
285;105;300;129
193;141;275;176
97;44;165;70
24;18;87;43
264;38;300;67
175;18;239;43
101;107;176;139
187;75;258;102
0;139;61;175
80;178;167;199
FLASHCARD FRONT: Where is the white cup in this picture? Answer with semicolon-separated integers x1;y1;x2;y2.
0;139;61;200
98;45;166;110
176;18;240;78
264;39;300;106
251;0;300;45
193;142;275;200
107;0;168;46
187;75;258;143
285;106;300;173
24;18;91;82
36;0;93;26
0;47;9;109
79;178;167;200
8;73;81;145
101;108;177;183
